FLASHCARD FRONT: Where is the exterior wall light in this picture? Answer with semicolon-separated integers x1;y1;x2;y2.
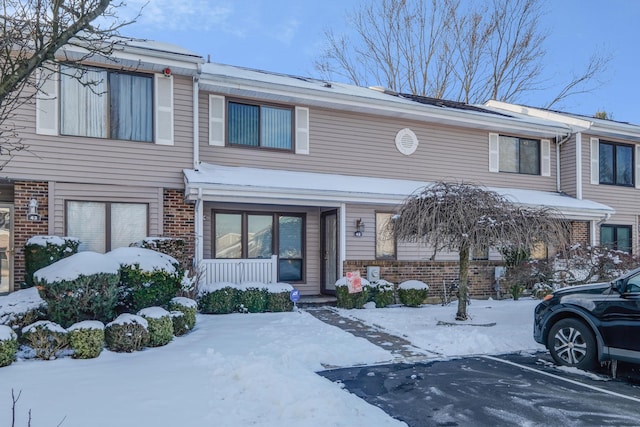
28;198;40;221
354;218;365;237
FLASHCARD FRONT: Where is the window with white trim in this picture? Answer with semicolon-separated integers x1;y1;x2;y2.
66;201;148;252
489;133;550;176
601;224;632;253
60;65;153;142
208;95;309;154
376;212;396;259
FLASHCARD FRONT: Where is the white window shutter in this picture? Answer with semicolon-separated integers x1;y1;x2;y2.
635;145;640;189
488;133;499;172
154;74;173;145
36;66;59;136
295;106;309;155
541;139;551;176
590;137;599;185
209;95;225;146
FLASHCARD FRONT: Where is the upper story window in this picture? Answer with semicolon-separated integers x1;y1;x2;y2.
60;65;153;142
488;133;550;176
499;136;540;175
227;101;293;150
209;95;309;154
599;140;634;186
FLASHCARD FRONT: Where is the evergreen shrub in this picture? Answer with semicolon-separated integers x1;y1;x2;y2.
138;307;173;347
197;283;237;314
34;252;120;328
371;280;395;308
21;320;69;360
335;277;371;309
24;236;79;288
105;314;149;352
266;283;294;312
0;325;17;367
68;320;105;359
170;311;189;336
237;283;268;313
168;297;197;331
398;280;429;307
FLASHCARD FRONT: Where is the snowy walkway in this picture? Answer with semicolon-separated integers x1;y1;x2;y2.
306;307;441;364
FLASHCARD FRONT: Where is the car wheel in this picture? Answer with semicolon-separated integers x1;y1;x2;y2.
547;318;597;370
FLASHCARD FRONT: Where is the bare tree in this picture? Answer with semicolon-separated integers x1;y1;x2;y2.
315;0;609;107
390;181;569;320
0;0;136;167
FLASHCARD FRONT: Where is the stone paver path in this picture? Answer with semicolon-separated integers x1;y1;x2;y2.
306;307;441;363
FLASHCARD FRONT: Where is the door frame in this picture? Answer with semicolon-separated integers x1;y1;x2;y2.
320;209;339;295
0;203;13;294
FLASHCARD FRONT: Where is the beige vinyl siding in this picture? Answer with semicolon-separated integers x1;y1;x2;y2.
559;134;577;197
4;75;194;189
202;202;320;294
199;94;558;193
581;133;640;252
52;182;163;238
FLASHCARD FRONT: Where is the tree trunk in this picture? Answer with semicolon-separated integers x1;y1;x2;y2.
456;244;470;320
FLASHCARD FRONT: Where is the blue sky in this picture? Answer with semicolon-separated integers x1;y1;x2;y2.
120;0;640;124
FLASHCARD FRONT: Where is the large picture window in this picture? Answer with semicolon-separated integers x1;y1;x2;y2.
60;65;153;142
214;211;305;282
66;201;148;252
227;101;292;150
599;141;633;186
499;136;540;175
601;224;632;253
376;212;396;259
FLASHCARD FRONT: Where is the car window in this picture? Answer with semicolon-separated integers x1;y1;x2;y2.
625;275;640;293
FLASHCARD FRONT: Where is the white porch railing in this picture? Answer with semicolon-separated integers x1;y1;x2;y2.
200;255;278;284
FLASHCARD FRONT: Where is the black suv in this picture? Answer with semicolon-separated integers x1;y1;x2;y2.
534;268;640;369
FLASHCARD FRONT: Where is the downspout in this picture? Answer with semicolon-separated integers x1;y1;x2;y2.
592;213;612;247
555;133;572;193
192;64;204;269
339;203;346;279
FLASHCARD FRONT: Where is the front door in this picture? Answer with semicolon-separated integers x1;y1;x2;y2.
0;205;13;293
321;210;338;294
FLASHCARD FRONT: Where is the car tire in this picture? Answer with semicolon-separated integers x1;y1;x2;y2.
547;318;597;370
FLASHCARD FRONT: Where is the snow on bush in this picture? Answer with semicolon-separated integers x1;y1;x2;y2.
370;280;396;308
105;314;149;352
168;297;197;331
398;280;429;307
108;247;182;312
21;320;69;360
266;282;294;312
24;236;80;288
235;282;268;313
137;307;174;347
0;287;47;333
335;277;371;309
33;252;120;327
0;325;17;367
198;282;237;314
67;320;105;359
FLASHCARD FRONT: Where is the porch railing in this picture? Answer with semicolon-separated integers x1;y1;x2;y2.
200;255;278;284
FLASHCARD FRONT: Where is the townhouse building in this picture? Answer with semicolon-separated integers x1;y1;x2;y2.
2;37;633;299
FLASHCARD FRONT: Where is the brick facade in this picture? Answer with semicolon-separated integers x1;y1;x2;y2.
14;181;49;288
163;189;195;269
343;259;503;300
570;221;589;247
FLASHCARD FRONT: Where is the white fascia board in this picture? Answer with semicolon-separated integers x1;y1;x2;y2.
485;100;593;129
200;79;571;138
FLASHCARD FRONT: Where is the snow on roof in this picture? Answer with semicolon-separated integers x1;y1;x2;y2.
184;163;614;219
33;252;121;283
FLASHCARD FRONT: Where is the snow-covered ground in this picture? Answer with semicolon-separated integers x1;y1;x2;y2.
1;294;545;427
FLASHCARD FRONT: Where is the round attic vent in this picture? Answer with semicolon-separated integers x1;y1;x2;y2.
395;128;419;155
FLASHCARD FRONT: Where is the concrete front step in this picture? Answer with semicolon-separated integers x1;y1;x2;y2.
297;294;337;308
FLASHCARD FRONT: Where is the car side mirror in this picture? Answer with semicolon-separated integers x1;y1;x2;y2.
614;279;627;294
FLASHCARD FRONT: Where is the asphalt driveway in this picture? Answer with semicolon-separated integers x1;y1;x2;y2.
319;352;640;427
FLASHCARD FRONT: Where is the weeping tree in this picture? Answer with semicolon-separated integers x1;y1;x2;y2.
390;181;570;320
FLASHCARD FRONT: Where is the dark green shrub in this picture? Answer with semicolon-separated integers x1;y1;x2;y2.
170;311;189;336
34;252;120;328
371;280;395;308
108;247;182;312
168;297;197;331
24;236;79;288
105;314;149;352
138;307;173;347
131;237;189;271
266;283;294;312
335;277;371;309
398;280;429;307
198;283;238;314
237;283;268;313
0;325;17;367
0;288;47;336
67;320;104;359
21;320;69;360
